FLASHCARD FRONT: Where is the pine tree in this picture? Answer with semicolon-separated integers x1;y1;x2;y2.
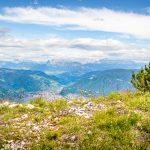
131;62;150;92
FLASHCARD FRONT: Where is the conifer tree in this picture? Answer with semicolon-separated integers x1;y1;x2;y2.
131;62;150;92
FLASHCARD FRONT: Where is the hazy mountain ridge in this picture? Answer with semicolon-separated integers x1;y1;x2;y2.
0;60;143;74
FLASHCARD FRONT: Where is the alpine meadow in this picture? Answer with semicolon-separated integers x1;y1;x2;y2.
0;0;150;150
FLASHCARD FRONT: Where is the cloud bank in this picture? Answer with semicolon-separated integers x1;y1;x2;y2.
0;35;149;63
0;7;150;39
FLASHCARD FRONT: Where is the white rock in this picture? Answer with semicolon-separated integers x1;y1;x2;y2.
3;101;9;106
84;102;95;109
84;114;91;119
70;135;78;142
48;115;52;119
20;141;26;149
32;126;39;131
8;140;13;143
26;121;33;126
9;104;18;108
60;134;69;142
54;117;59;121
26;104;35;109
22;114;28;119
87;130;92;135
97;103;105;109
14;118;21;122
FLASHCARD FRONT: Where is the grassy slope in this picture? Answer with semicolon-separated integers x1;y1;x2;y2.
0;92;150;150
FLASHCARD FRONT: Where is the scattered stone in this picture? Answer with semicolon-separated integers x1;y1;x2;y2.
60;135;78;143
20;140;26;149
3;140;27;150
70;135;78;142
54;117;59;121
2;101;9;106
67;101;74;105
60;110;69;116
32;126;40;131
8;140;14;143
26;121;33;126
87;130;92;135
66;104;97;118
48;115;52;119
9;104;18;108
134;109;143;114
84;114;91;119
60;134;69;142
0;96;149;150
84;102;95;109
111;100;122;105
116;104;124;109
68;106;77;113
26;104;35;109
13;118;21;122
97;103;105;109
21;114;28;119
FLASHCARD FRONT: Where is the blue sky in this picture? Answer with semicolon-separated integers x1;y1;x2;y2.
0;0;149;12
0;0;150;63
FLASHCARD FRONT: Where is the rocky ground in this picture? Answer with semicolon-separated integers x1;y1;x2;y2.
0;92;150;149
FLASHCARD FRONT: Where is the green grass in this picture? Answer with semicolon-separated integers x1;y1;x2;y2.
0;92;149;149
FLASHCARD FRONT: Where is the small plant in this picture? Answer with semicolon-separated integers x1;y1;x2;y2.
59;116;82;134
30;97;47;107
50;99;68;112
34;116;43;123
139;118;150;133
46;131;58;141
31;140;55;150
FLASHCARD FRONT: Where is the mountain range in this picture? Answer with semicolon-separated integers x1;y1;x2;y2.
0;59;142;75
0;59;143;101
0;66;138;101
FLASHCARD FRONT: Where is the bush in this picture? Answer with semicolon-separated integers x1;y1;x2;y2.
131;62;150;92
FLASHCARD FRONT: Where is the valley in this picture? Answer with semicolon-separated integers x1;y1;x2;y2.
0;61;139;102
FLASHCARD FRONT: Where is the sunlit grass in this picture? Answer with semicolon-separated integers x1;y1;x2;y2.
0;92;149;149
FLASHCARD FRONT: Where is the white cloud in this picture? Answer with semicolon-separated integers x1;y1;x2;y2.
0;35;149;63
0;7;150;39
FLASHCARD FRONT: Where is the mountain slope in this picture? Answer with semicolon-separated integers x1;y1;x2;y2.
0;68;61;100
61;69;136;96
